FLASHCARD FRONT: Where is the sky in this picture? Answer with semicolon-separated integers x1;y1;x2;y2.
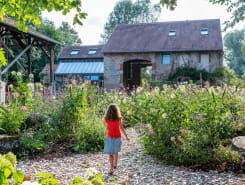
42;0;245;45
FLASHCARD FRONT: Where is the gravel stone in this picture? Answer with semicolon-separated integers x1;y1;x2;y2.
17;128;245;185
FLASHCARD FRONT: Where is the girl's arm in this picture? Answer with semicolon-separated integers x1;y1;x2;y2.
103;120;107;127
119;119;130;142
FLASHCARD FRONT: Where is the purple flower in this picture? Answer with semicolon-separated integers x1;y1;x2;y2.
27;132;33;137
177;136;182;140
148;129;154;134
140;124;146;129
179;127;185;133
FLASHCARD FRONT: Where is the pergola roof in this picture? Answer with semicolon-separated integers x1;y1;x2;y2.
0;17;62;45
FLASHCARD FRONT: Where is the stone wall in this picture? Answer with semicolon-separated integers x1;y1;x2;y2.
104;51;223;89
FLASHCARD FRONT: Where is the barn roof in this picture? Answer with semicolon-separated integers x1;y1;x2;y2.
58;45;104;59
103;19;223;53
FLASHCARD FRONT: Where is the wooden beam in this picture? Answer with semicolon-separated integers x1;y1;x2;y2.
39;45;50;58
1;42;26;72
1;44;32;75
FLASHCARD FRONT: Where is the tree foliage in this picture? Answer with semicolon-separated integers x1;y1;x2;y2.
101;0;161;43
58;22;82;46
31;18;82;81
0;0;87;31
0;48;7;67
224;28;245;76
208;0;244;30
160;0;245;30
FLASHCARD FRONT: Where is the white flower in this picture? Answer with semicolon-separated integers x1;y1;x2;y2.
22;181;40;185
17;72;22;76
11;71;16;75
170;93;175;98
8;84;13;89
27;83;33;88
29;73;34;79
85;168;98;177
162;113;167;119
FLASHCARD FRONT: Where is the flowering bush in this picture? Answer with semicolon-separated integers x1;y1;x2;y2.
134;83;244;165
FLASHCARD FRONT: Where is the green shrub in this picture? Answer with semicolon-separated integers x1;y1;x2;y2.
60;84;88;137
168;66;210;81
19;130;48;155
22;113;49;130
0;104;27;134
213;145;242;163
72;117;106;153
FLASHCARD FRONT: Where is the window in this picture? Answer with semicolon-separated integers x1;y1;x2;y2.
91;76;99;81
168;30;176;36
88;48;97;54
70;49;80;55
162;54;171;64
200;28;208;35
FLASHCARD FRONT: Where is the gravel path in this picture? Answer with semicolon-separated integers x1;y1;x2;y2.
17;128;245;185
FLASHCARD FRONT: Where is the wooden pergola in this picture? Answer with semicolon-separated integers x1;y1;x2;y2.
0;17;62;85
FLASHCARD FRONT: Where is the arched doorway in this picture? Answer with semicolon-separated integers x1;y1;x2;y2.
123;60;152;89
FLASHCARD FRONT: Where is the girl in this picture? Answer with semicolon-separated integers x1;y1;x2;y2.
103;104;130;175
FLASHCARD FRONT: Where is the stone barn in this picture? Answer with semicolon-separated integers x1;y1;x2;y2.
102;19;223;89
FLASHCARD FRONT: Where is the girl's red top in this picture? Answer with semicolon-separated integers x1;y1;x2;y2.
105;117;122;138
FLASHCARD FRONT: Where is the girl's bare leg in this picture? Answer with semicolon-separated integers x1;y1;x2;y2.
109;155;114;174
113;153;118;168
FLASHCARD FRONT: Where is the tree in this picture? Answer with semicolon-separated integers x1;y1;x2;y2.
224;28;245;76
31;18;82;81
0;0;87;31
58;22;82;46
160;0;244;31
101;0;161;43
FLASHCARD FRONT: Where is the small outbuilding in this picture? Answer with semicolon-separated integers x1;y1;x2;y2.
56;45;104;88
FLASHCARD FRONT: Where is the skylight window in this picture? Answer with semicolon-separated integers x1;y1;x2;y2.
88;48;97;54
168;30;176;36
200;28;209;35
70;49;80;55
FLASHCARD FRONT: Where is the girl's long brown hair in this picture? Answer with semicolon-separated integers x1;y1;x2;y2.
104;104;121;121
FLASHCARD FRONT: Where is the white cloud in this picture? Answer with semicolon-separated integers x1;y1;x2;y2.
42;0;244;45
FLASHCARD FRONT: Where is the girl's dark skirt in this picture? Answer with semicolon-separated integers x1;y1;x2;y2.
103;137;122;155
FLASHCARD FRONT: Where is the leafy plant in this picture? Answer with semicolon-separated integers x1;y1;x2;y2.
60;84;88;137
73;117;106;153
0;104;27;134
0;152;24;185
213;145;242;163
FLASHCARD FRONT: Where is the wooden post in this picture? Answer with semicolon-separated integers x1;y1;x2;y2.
27;50;32;75
49;46;54;95
27;37;32;75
